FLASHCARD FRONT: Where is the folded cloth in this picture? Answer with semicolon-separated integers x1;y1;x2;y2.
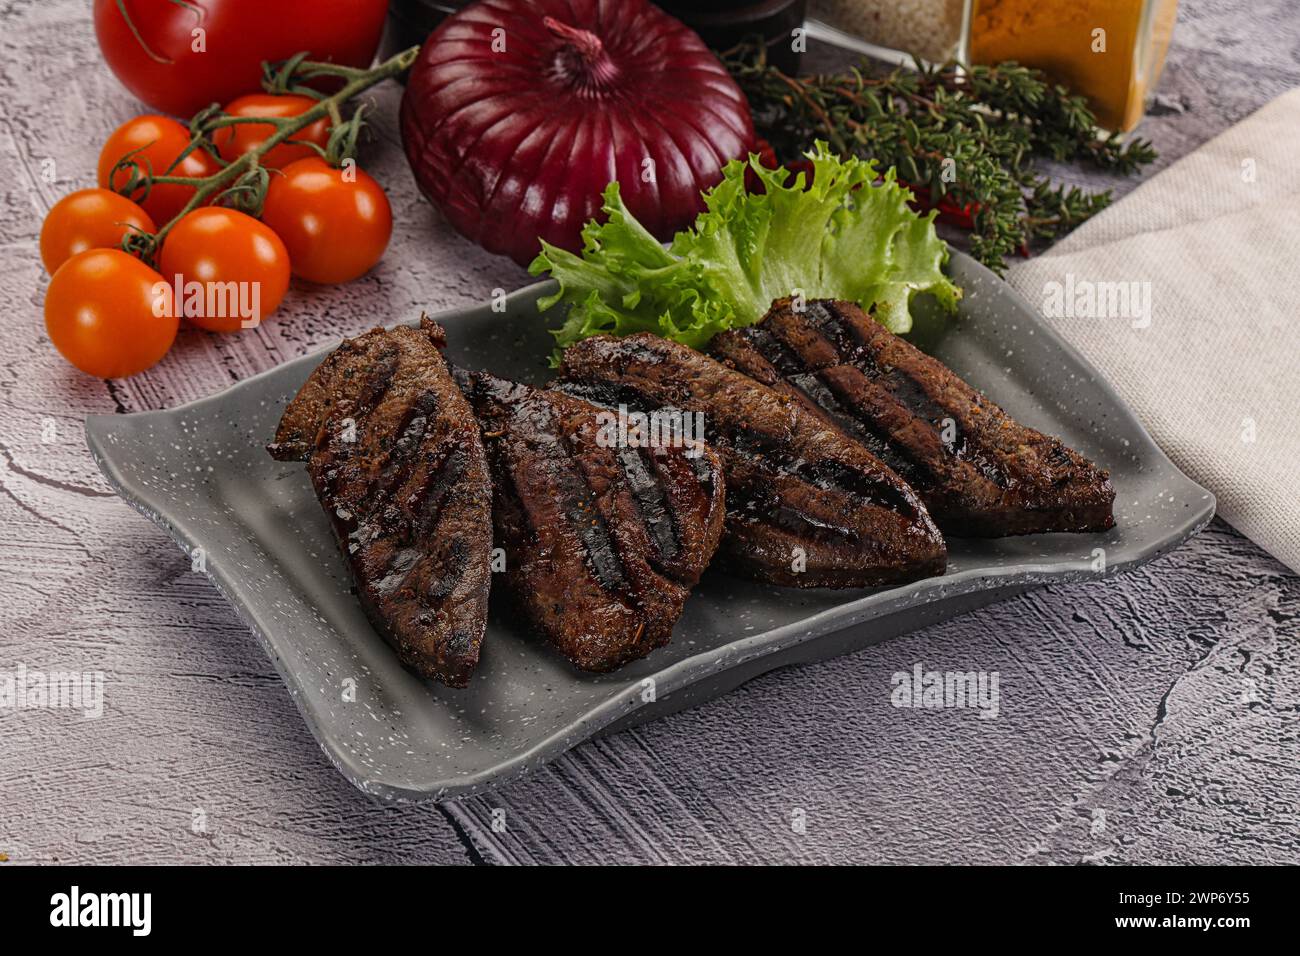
1007;89;1300;573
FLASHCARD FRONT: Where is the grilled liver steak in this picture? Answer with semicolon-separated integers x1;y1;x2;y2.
557;334;946;589
455;370;725;673
268;318;492;688
710;298;1116;536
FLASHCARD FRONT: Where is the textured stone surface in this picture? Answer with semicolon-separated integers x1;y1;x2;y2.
0;0;1296;865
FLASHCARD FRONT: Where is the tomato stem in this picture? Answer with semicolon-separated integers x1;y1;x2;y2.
115;0;169;65
115;44;420;264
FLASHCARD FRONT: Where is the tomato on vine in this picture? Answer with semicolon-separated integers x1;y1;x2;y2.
97;115;219;225
44;249;178;379
39;189;155;274
158;207;290;333
212;94;332;170
261;158;392;284
40;48;416;377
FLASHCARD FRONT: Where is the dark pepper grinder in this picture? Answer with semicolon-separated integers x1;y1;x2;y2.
652;0;808;73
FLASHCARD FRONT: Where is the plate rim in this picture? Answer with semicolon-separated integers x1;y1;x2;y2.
85;251;1218;802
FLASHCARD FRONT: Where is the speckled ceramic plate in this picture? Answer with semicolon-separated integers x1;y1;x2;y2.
85;252;1215;803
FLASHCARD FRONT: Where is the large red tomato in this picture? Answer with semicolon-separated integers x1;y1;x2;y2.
93;0;389;117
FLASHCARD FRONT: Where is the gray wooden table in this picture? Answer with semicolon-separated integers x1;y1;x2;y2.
1;0;1296;865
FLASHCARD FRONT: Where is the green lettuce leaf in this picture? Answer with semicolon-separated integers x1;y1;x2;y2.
529;142;961;359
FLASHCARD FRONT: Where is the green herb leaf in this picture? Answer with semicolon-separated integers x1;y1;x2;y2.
529;143;961;359
723;47;1157;274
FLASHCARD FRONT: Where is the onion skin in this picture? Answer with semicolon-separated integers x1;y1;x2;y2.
400;0;756;267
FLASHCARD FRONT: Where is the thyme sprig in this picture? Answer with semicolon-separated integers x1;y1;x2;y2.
724;46;1157;273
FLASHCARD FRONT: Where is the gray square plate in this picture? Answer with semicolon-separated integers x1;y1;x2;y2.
85;253;1215;803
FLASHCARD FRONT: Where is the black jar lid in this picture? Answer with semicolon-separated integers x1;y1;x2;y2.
653;0;807;72
389;0;468;29
384;0;806;74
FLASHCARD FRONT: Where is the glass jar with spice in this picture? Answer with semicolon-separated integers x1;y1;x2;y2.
808;0;967;64
967;0;1180;131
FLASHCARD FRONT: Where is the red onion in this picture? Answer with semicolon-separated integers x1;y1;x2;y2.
399;0;756;267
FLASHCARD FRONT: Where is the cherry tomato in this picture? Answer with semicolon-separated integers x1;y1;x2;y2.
212;94;332;170
261;158;392;284
39;189;156;274
158;207;290;333
45;249;177;379
93;0;388;118
97;115;219;225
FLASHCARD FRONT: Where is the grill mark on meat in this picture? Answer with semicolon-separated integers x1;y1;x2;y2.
353;346;402;400
739;479;861;544
804;300;876;365
267;318;492;688
379;389;440;487
866;366;1006;486
766;506;857;541
552;381;720;560
799;375;929;484
737;326;931;485
721;298;1116;537
320;349;401;454
772;306;977;474
710;329;924;495
704;332;912;490
785;300;1010;485
470;372;632;595
617;447;680;563
411;447;466;537
558;377;916;518
725;426;915;515
552;379;651;414
456;369;725;672
558;333;946;589
742;326;806;376
425;537;470;602
554;425;633;595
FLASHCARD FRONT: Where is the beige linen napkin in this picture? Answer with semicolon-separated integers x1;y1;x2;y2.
1006;90;1300;572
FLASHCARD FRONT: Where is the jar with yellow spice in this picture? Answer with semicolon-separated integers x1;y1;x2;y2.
967;0;1180;131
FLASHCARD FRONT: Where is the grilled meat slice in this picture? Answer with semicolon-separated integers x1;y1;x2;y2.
455;370;725;672
557;334;946;589
268;318;492;688
711;298;1116;536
